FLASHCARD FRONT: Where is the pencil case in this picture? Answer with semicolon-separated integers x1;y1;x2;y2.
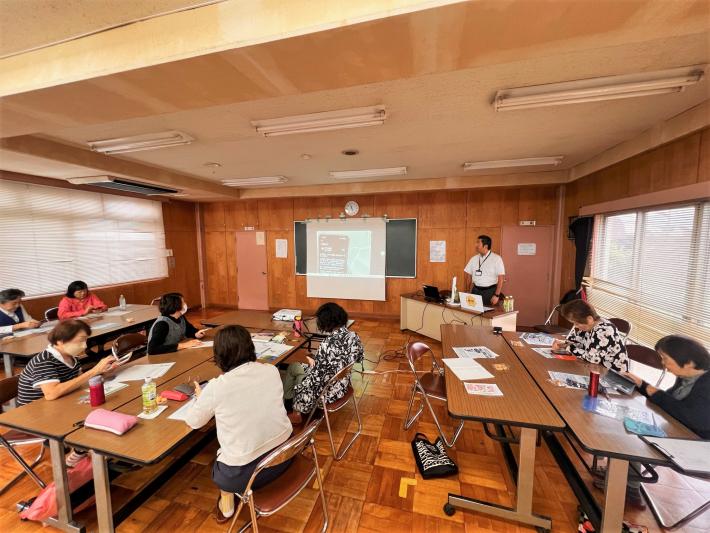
84;409;138;435
160;390;189;401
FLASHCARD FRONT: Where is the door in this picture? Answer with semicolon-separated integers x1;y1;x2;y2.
501;225;554;327
236;231;268;310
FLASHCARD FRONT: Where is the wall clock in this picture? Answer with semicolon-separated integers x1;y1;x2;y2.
344;200;359;216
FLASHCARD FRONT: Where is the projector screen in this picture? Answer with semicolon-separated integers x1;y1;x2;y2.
306;218;386;300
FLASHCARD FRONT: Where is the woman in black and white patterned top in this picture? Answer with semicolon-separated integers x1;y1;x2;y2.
552;299;628;372
283;303;363;424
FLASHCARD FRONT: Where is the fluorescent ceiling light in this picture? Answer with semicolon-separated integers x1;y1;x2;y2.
329;167;407;180
88;130;194;154
252;106;386;137
494;66;705;111
463;157;563;171
222;176;288;187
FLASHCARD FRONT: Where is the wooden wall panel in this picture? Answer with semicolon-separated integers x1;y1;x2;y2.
418;191;467;229
224;232;238;305
518;186;558;225
697;129;709;183
225;201;259;231
201;185;559;317
258;198;294;230
655;132;701;191
202;202;226;231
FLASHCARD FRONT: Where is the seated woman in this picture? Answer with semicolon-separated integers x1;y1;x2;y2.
552;299;628;372
16;319;115;467
0;288;40;336
58;280;108;319
147;292;206;354
283;302;364;424
185;325;292;524
624;335;709;438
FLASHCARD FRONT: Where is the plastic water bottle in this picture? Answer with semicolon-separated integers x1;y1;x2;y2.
293;315;303;338
119;294;127;311
141;377;157;414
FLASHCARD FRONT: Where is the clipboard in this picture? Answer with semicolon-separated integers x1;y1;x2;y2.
640;435;710;476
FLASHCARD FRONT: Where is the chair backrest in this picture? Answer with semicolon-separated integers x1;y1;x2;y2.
0;375;20;405
304;362;357;424
111;333;147;359
626;344;663;370
245;419;320;496
406;342;433;366
149;297;160;306
608;317;632;336
44;307;59;321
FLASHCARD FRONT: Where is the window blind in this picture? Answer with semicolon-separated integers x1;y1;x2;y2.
586;200;710;349
0;180;168;297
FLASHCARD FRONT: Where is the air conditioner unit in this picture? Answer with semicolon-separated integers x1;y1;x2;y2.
66;176;179;195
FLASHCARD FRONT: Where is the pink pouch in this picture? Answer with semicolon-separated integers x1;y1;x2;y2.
84;408;138;435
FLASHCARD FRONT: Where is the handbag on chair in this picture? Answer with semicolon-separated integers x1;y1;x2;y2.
411;433;458;479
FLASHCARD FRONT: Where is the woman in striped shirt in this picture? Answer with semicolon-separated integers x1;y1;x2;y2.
17;320;114;405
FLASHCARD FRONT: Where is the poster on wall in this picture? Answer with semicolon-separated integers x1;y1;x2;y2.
429;240;446;262
275;239;288;258
517;243;536;256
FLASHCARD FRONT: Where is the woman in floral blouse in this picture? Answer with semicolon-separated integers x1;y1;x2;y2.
283;302;363;424
552;299;628;372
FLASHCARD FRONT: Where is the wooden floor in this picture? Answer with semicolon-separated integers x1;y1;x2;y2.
2;310;709;532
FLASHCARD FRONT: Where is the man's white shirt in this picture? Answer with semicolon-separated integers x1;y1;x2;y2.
464;252;505;287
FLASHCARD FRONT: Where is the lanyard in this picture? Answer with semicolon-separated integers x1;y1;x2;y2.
477;252;491;271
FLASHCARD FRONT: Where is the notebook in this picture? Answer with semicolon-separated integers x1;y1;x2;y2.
640;436;710;475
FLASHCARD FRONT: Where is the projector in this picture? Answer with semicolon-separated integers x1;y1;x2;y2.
272;309;302;321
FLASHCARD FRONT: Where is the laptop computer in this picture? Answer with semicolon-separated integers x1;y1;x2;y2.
423;285;445;302
459;292;494;313
600;369;637;395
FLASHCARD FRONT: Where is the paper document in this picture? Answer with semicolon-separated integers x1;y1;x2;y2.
533;347;555;359
12;325;54;337
168;397;197;422
642;437;710;474
251;333;274;342
453;346;499;359
187;340;213;349
465;383;503;396
137;405;168;420
103;309;131;317
90;322;122;331
443;358;494;381
114;362;175;382
548;371;589;389
520;332;556;346
253;341;292;358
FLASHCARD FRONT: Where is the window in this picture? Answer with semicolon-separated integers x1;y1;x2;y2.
0;180;168;297
587;200;710;349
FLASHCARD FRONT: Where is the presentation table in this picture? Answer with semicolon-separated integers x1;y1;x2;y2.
441;324;564;531
501;331;698;533
400;293;517;341
0;334;305;533
0;304;159;376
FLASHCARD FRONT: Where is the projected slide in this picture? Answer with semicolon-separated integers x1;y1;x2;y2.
306;219;386;300
318;231;372;276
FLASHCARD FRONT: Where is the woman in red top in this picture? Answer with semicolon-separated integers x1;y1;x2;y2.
57;281;108;319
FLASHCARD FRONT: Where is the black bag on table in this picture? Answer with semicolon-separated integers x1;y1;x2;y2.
411;432;458;479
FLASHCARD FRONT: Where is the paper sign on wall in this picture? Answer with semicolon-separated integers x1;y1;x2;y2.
275;239;288;258
255;231;265;245
429;240;446;263
517;243;536;256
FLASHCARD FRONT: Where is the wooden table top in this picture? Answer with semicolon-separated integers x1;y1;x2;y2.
0;304;159;357
201;309;294;331
502;332;698;463
65;337;304;464
0;347;215;439
442;325;564;431
402;293;518;319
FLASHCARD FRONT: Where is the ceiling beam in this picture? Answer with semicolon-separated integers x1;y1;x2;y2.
236;170;569;199
0;135;241;198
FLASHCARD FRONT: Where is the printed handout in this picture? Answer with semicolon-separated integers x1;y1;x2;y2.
464;383;503;396
453;346;500;359
520;332;556;346
443;358;494;381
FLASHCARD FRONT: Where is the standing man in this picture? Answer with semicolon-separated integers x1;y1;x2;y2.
463;235;506;306
0;288;40;337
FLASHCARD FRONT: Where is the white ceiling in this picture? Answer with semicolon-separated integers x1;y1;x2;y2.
0;0;708;198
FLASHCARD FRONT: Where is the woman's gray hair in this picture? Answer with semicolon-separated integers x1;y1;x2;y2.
0;288;25;303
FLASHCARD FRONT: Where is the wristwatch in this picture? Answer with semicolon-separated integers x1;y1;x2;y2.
494;293;500;298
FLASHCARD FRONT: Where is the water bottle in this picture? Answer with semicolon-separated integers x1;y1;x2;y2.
293;315;303;338
119;294;126;311
508;295;515;311
89;376;106;407
141;377;157;414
